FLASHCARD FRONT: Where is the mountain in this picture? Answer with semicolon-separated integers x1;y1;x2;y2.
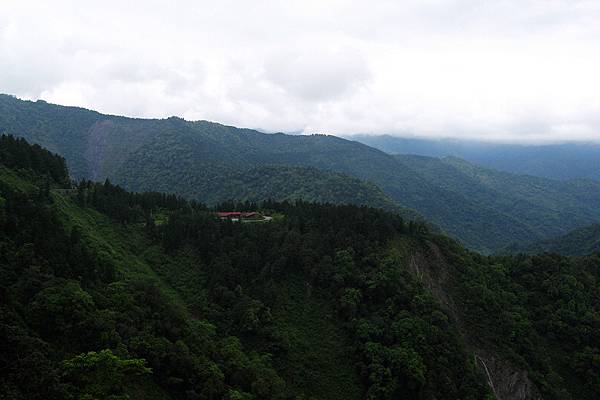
0;95;423;200
2;94;600;252
506;223;600;256
2;137;599;399
392;155;600;252
196;165;418;216
349;134;600;181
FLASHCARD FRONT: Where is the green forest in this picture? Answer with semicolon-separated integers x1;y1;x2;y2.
505;223;600;256
1;135;599;399
3;94;600;252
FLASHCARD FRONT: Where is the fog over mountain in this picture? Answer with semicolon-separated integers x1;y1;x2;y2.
2;0;600;142
3;94;600;254
3;2;600;399
348;134;600;181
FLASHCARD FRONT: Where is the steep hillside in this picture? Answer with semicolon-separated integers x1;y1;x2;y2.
407;236;600;400
3;94;600;252
0;140;487;399
350;134;600;181
2;138;600;399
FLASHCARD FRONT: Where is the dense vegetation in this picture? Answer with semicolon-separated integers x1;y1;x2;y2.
193;165;418;219
351;134;600;181
432;237;600;399
393;155;600;252
3;94;600;252
0;134;68;184
0;137;488;399
2;137;600;399
505;223;600;256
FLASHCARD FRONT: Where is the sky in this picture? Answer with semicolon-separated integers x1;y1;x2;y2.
1;0;600;143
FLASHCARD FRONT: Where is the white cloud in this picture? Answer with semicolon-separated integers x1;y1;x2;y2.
1;0;600;142
263;45;370;102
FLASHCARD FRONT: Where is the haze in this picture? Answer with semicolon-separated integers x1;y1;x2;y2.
2;0;600;143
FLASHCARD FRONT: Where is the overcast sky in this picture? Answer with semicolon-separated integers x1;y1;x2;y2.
2;0;600;143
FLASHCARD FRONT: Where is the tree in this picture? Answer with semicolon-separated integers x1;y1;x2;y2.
61;349;151;400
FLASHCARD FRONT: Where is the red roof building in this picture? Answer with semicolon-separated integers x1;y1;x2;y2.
216;211;262;219
217;212;242;218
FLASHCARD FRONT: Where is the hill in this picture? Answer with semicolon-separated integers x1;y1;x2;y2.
392;155;600;252
506;223;600;256
349;134;600;181
2;137;600;399
196;165;418;217
2;94;600;252
0;137;485;399
0;94;420;213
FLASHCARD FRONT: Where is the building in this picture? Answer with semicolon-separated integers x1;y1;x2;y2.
216;211;264;221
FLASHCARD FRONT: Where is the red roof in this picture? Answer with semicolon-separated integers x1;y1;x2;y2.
217;212;242;217
217;211;261;218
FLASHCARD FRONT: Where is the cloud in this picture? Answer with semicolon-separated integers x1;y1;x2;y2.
1;0;600;143
263;46;371;101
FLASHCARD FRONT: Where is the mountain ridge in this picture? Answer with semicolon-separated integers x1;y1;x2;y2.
2;94;600;252
505;223;600;256
349;134;600;181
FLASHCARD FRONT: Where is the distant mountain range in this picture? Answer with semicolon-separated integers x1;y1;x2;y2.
348;134;600;181
2;94;600;252
506;223;600;256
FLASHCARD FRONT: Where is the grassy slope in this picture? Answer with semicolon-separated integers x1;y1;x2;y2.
52;194;175;290
0;166;38;193
52;194;180;400
0;169;174;400
50;191;363;400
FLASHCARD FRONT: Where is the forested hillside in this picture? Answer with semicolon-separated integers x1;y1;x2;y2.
2;137;600;400
393;155;600;252
191;165;418;218
506;223;600;256
350;134;600;181
2;94;600;252
0;137;487;399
